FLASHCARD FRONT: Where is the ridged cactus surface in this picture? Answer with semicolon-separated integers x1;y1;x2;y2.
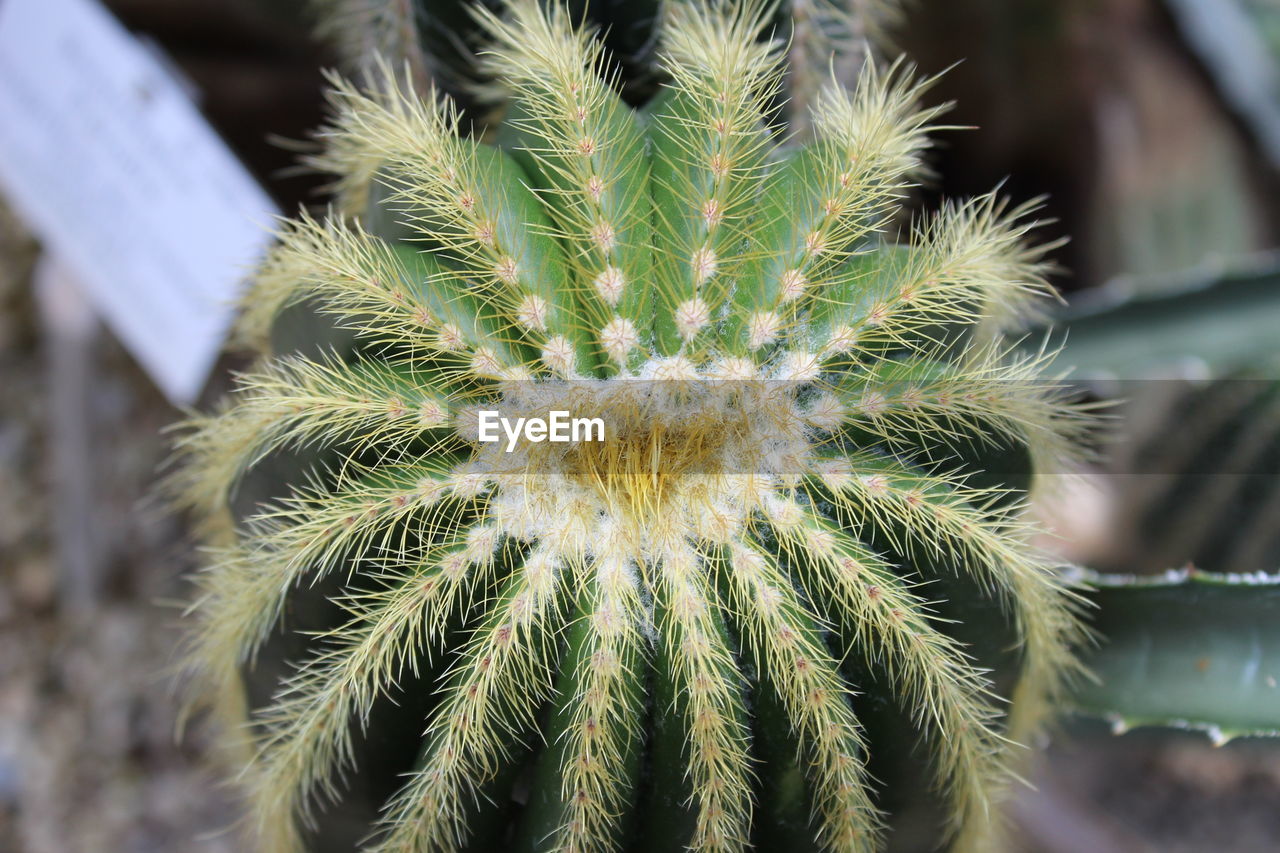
175;2;1090;851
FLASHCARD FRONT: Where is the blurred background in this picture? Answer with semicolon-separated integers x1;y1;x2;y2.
1;0;1279;850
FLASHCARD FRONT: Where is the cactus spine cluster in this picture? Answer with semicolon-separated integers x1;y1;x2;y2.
175;2;1090;851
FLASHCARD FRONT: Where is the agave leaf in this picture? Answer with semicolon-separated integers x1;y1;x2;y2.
1052;255;1280;379
1070;566;1280;743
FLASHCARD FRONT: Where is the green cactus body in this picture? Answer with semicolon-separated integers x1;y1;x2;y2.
174;2;1091;851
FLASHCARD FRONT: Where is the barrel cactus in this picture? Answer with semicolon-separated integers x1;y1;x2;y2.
174;1;1090;851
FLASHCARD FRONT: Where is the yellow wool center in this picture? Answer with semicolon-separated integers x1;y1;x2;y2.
470;371;819;558
566;417;734;525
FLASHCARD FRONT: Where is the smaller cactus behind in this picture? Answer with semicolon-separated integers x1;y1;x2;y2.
175;2;1091;851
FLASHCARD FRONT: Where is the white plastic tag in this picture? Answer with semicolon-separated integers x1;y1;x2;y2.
0;0;280;404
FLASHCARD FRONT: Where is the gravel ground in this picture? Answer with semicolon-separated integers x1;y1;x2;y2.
0;202;238;853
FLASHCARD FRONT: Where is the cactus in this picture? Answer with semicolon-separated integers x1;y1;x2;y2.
174;1;1092;850
782;0;903;137
309;0;900;122
310;0;665;109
